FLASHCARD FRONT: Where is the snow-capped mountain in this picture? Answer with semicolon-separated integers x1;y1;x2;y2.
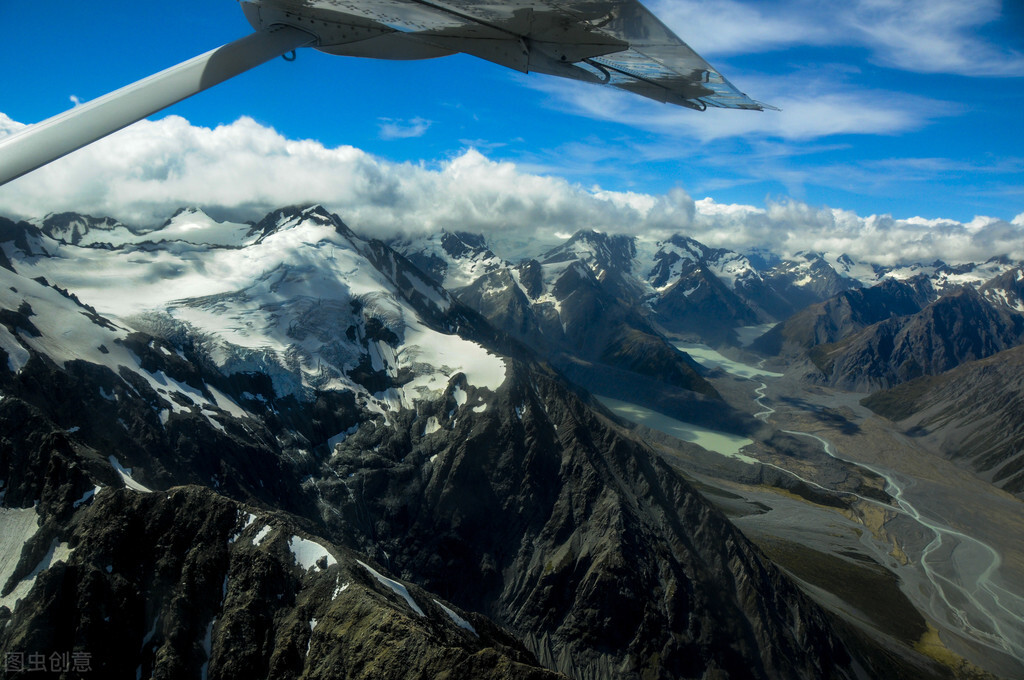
395;228;748;431
8;206;502;413
2;208;881;680
761;251;862;311
980;265;1024;314
392;231;505;292
31;211;135;246
32;207;255;248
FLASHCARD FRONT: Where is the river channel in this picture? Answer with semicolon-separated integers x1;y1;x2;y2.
600;340;1024;668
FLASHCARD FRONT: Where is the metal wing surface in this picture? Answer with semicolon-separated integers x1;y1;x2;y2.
247;0;769;111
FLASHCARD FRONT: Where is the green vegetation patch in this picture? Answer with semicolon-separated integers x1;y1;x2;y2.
861;375;945;421
754;537;928;646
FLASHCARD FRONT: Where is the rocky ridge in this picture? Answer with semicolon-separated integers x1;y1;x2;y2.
0;208;876;680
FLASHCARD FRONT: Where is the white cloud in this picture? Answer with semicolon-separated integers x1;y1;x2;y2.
0;113;25;137
649;0;1024;76
647;0;830;56
526;71;952;142
839;0;1024;76
377;117;432;140
0;113;1020;266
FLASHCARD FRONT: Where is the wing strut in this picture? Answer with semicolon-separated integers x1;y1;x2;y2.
0;25;314;187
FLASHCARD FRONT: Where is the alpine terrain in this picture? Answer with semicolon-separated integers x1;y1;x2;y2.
1;207;1023;680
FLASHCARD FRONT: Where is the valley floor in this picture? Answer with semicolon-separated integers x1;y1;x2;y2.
607;344;1024;680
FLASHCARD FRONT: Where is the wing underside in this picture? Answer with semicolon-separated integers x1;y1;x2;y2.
0;0;768;187
244;0;769;111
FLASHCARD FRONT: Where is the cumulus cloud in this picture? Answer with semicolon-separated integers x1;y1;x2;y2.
0;114;1020;265
650;0;1024;76
0;113;25;137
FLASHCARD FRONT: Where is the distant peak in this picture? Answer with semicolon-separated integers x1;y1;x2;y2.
439;231;490;259
247;205;351;244
442;231;487;250
567;228;607;244
161;206;208;228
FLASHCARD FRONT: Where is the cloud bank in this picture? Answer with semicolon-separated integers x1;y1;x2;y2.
0;113;1021;266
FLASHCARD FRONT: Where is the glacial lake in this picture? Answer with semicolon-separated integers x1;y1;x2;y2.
674;341;783;380
595;395;757;464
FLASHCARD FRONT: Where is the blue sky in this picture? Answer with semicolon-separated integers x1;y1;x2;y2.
1;0;1023;262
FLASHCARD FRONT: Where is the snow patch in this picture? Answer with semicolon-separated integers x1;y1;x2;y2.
357;560;425;616
0;507;40;609
422;416;441;435
0;326;29;373
433;599;478;636
306;617;320;656
252;524;273;547
206;384;249;419
333;580;350;599
229;512;258;544
72;486;99;509
0;535;74;611
452;384;467;407
141;611;160;649
404;272;451;312
108;455;153;492
289;535;337;571
328;424;359;450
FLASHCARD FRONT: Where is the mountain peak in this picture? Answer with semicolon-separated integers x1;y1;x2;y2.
439;231;490;258
541;229;636;273
161;206;208;226
32;212;129;245
248;205;351;244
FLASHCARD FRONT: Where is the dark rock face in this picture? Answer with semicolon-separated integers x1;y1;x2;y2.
752;277;934;357
863;343;1024;497
981;266;1024;314
315;362;851;680
35;212;130;245
0;210;871;680
811;288;1024;390
652;265;760;344
1;485;564;680
0;345;855;680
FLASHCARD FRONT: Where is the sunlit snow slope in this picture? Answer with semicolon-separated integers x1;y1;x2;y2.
5;206;506;413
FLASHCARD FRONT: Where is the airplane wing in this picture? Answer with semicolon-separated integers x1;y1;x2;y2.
243;0;771;111
1;0;771;187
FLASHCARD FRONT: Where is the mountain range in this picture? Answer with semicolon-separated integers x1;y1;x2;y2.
2;205;1023;679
